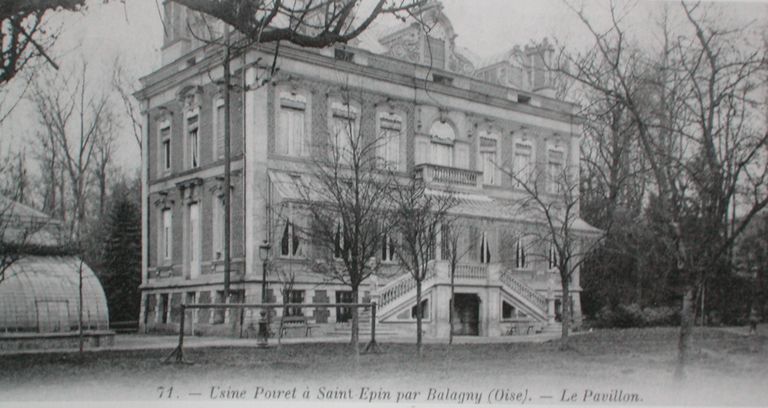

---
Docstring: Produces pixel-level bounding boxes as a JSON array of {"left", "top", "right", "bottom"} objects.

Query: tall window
[
  {"left": 277, "top": 93, "right": 308, "bottom": 156},
  {"left": 377, "top": 113, "right": 402, "bottom": 169},
  {"left": 334, "top": 220, "right": 345, "bottom": 259},
  {"left": 548, "top": 147, "right": 565, "bottom": 194},
  {"left": 439, "top": 223, "right": 451, "bottom": 261},
  {"left": 187, "top": 114, "right": 200, "bottom": 168},
  {"left": 159, "top": 121, "right": 171, "bottom": 174},
  {"left": 188, "top": 203, "right": 200, "bottom": 279},
  {"left": 429, "top": 121, "right": 455, "bottom": 167},
  {"left": 381, "top": 231, "right": 396, "bottom": 263},
  {"left": 280, "top": 217, "right": 302, "bottom": 258},
  {"left": 161, "top": 209, "right": 172, "bottom": 263},
  {"left": 212, "top": 196, "right": 225, "bottom": 260},
  {"left": 479, "top": 231, "right": 491, "bottom": 264},
  {"left": 479, "top": 135, "right": 499, "bottom": 185},
  {"left": 513, "top": 141, "right": 533, "bottom": 188},
  {"left": 329, "top": 102, "right": 358, "bottom": 160},
  {"left": 548, "top": 243, "right": 559, "bottom": 270},
  {"left": 213, "top": 98, "right": 225, "bottom": 160},
  {"left": 159, "top": 293, "right": 169, "bottom": 324},
  {"left": 514, "top": 237, "right": 527, "bottom": 269}
]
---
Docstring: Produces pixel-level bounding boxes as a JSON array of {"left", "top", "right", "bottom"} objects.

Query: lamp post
[{"left": 258, "top": 240, "right": 271, "bottom": 347}]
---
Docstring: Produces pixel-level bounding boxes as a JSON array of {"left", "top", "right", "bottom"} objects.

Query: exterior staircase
[{"left": 375, "top": 262, "right": 552, "bottom": 324}]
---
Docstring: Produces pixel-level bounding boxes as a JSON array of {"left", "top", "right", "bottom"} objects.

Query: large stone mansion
[{"left": 136, "top": 1, "right": 599, "bottom": 337}]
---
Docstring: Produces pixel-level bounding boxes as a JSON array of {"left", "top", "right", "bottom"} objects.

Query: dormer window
[
  {"left": 426, "top": 35, "right": 446, "bottom": 69},
  {"left": 432, "top": 74, "right": 453, "bottom": 86},
  {"left": 334, "top": 49, "right": 355, "bottom": 62}
]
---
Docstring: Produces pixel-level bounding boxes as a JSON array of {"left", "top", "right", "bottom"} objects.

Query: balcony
[{"left": 414, "top": 163, "right": 483, "bottom": 189}]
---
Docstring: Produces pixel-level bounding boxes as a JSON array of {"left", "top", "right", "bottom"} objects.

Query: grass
[{"left": 1, "top": 327, "right": 767, "bottom": 404}]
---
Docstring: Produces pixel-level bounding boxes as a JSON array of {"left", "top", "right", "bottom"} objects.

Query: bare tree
[
  {"left": 170, "top": 0, "right": 427, "bottom": 48},
  {"left": 0, "top": 196, "right": 54, "bottom": 284},
  {"left": 501, "top": 163, "right": 603, "bottom": 348},
  {"left": 30, "top": 61, "right": 114, "bottom": 242},
  {"left": 554, "top": 0, "right": 768, "bottom": 375},
  {"left": 0, "top": 0, "right": 85, "bottom": 86},
  {"left": 390, "top": 175, "right": 456, "bottom": 356},
  {"left": 441, "top": 219, "right": 469, "bottom": 345},
  {"left": 293, "top": 92, "right": 394, "bottom": 356}
]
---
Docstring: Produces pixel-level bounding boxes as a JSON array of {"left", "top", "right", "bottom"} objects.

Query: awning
[{"left": 268, "top": 170, "right": 603, "bottom": 236}]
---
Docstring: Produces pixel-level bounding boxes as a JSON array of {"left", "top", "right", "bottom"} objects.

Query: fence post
[
  {"left": 176, "top": 304, "right": 185, "bottom": 363},
  {"left": 364, "top": 302, "right": 380, "bottom": 354}
]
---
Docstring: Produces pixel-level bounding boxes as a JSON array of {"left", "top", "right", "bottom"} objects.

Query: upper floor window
[
  {"left": 381, "top": 230, "right": 396, "bottom": 263},
  {"left": 548, "top": 242, "right": 559, "bottom": 270},
  {"left": 334, "top": 219, "right": 345, "bottom": 260},
  {"left": 276, "top": 92, "right": 309, "bottom": 157},
  {"left": 377, "top": 112, "right": 403, "bottom": 170},
  {"left": 186, "top": 113, "right": 200, "bottom": 168},
  {"left": 479, "top": 131, "right": 500, "bottom": 185},
  {"left": 161, "top": 208, "right": 173, "bottom": 263},
  {"left": 187, "top": 202, "right": 201, "bottom": 279},
  {"left": 329, "top": 102, "right": 359, "bottom": 160},
  {"left": 514, "top": 237, "right": 528, "bottom": 269},
  {"left": 158, "top": 118, "right": 171, "bottom": 174},
  {"left": 212, "top": 195, "right": 225, "bottom": 261},
  {"left": 548, "top": 145, "right": 565, "bottom": 194},
  {"left": 213, "top": 97, "right": 225, "bottom": 160},
  {"left": 429, "top": 121, "right": 455, "bottom": 167},
  {"left": 513, "top": 138, "right": 534, "bottom": 189}
]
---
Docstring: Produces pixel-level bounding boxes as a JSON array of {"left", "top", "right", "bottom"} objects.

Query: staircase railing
[
  {"left": 455, "top": 263, "right": 488, "bottom": 280},
  {"left": 379, "top": 265, "right": 437, "bottom": 309},
  {"left": 499, "top": 271, "right": 548, "bottom": 312}
]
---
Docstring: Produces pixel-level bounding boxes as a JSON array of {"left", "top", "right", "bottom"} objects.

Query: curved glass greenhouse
[{"left": 0, "top": 256, "right": 109, "bottom": 333}]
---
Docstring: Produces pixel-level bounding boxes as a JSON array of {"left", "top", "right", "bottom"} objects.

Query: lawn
[{"left": 1, "top": 327, "right": 767, "bottom": 405}]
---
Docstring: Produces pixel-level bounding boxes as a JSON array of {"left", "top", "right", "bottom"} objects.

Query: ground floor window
[
  {"left": 159, "top": 293, "right": 169, "bottom": 324},
  {"left": 335, "top": 291, "right": 354, "bottom": 323},
  {"left": 554, "top": 296, "right": 574, "bottom": 322},
  {"left": 502, "top": 300, "right": 528, "bottom": 320},
  {"left": 212, "top": 291, "right": 226, "bottom": 324},
  {"left": 411, "top": 299, "right": 429, "bottom": 319},
  {"left": 284, "top": 290, "right": 305, "bottom": 317},
  {"left": 185, "top": 292, "right": 197, "bottom": 323}
]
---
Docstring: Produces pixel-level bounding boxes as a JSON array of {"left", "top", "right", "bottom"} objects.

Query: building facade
[{"left": 137, "top": 2, "right": 599, "bottom": 337}]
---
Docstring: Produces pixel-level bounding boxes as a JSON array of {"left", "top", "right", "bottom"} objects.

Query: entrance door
[{"left": 452, "top": 294, "right": 480, "bottom": 336}]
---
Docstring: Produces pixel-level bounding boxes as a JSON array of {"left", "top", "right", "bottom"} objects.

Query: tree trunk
[
  {"left": 416, "top": 279, "right": 423, "bottom": 357},
  {"left": 560, "top": 275, "right": 570, "bottom": 350},
  {"left": 675, "top": 286, "right": 695, "bottom": 379},
  {"left": 449, "top": 263, "right": 455, "bottom": 346},
  {"left": 351, "top": 286, "right": 359, "bottom": 356}
]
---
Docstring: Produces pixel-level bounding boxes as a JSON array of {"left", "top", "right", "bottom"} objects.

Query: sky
[{"left": 0, "top": 0, "right": 765, "bottom": 173}]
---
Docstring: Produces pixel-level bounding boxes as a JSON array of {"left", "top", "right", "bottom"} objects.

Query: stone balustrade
[{"left": 414, "top": 164, "right": 482, "bottom": 188}]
